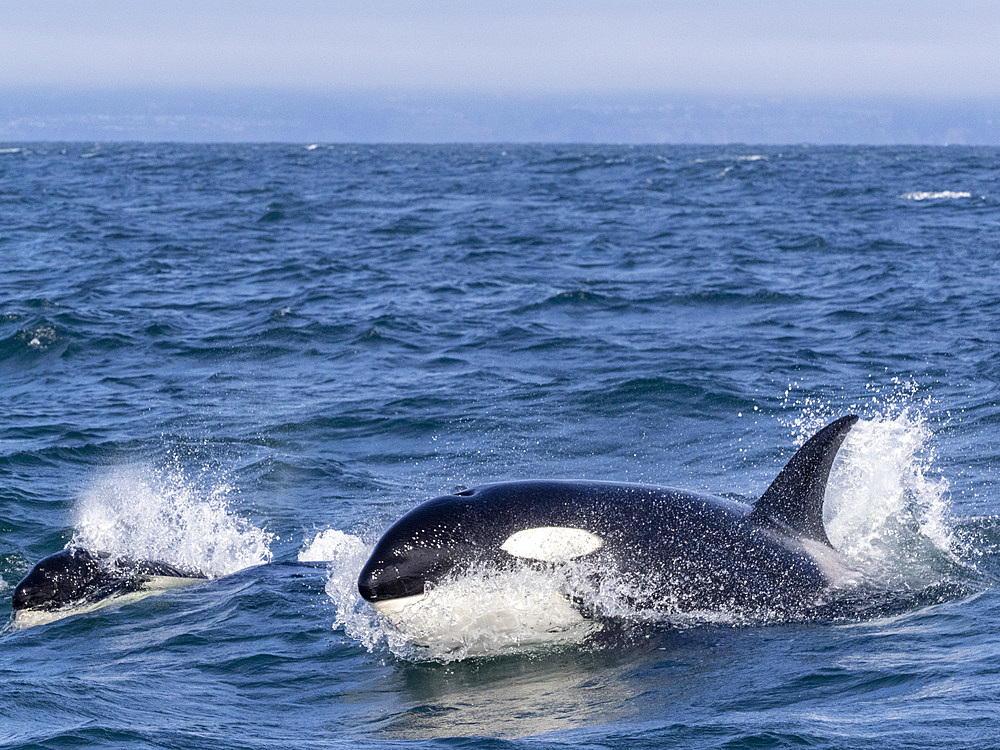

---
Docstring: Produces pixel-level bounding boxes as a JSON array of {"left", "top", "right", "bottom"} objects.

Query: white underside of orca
[
  {"left": 8, "top": 575, "right": 202, "bottom": 630},
  {"left": 372, "top": 592, "right": 427, "bottom": 616},
  {"left": 372, "top": 577, "right": 594, "bottom": 654}
]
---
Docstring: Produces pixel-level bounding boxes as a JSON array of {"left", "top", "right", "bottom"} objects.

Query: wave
[
  {"left": 0, "top": 323, "right": 63, "bottom": 360},
  {"left": 513, "top": 290, "right": 625, "bottom": 314}
]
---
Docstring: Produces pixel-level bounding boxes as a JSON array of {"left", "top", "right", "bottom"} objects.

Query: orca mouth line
[
  {"left": 358, "top": 570, "right": 428, "bottom": 602},
  {"left": 372, "top": 593, "right": 427, "bottom": 616}
]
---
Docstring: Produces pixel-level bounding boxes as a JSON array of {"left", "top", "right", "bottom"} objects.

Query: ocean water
[{"left": 1, "top": 142, "right": 999, "bottom": 748}]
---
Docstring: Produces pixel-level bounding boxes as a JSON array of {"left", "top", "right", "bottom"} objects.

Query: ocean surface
[{"left": 1, "top": 143, "right": 999, "bottom": 748}]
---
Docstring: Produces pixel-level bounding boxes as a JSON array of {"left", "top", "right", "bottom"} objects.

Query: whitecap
[
  {"left": 18, "top": 325, "right": 57, "bottom": 350},
  {"left": 901, "top": 191, "right": 972, "bottom": 201}
]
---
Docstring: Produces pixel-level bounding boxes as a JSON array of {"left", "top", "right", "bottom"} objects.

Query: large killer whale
[
  {"left": 358, "top": 415, "right": 859, "bottom": 622},
  {"left": 10, "top": 547, "right": 206, "bottom": 628}
]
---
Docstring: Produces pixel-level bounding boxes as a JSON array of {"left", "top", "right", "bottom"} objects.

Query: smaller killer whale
[
  {"left": 10, "top": 547, "right": 206, "bottom": 628},
  {"left": 358, "top": 415, "right": 860, "bottom": 627}
]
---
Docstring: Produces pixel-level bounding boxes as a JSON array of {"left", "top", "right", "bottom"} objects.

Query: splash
[
  {"left": 299, "top": 528, "right": 364, "bottom": 563},
  {"left": 71, "top": 462, "right": 272, "bottom": 577},
  {"left": 782, "top": 383, "right": 957, "bottom": 587},
  {"left": 300, "top": 528, "right": 392, "bottom": 652},
  {"left": 825, "top": 413, "right": 954, "bottom": 584}
]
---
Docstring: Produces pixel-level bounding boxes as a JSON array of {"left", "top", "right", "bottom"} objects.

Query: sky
[{"left": 3, "top": 1, "right": 999, "bottom": 143}]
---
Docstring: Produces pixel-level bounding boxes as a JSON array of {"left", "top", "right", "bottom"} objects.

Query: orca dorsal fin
[{"left": 748, "top": 414, "right": 858, "bottom": 547}]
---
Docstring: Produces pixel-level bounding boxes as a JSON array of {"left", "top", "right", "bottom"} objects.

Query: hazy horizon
[
  {"left": 3, "top": 88, "right": 998, "bottom": 145},
  {"left": 3, "top": 1, "right": 999, "bottom": 143}
]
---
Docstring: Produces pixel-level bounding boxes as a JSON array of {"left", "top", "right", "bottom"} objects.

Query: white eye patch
[{"left": 500, "top": 527, "right": 604, "bottom": 562}]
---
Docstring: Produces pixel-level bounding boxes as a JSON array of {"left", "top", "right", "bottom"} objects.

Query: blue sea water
[{"left": 1, "top": 142, "right": 999, "bottom": 748}]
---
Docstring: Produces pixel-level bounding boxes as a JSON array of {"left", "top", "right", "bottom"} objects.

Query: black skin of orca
[
  {"left": 11, "top": 548, "right": 206, "bottom": 613},
  {"left": 358, "top": 415, "right": 859, "bottom": 613}
]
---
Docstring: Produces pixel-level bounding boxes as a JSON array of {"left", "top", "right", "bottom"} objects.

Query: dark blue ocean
[{"left": 2, "top": 143, "right": 999, "bottom": 748}]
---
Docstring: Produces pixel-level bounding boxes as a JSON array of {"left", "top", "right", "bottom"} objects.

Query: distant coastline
[{"left": 2, "top": 88, "right": 998, "bottom": 145}]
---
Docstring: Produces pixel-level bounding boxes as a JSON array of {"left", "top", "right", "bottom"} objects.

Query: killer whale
[
  {"left": 10, "top": 547, "right": 206, "bottom": 628},
  {"left": 358, "top": 415, "right": 859, "bottom": 622}
]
